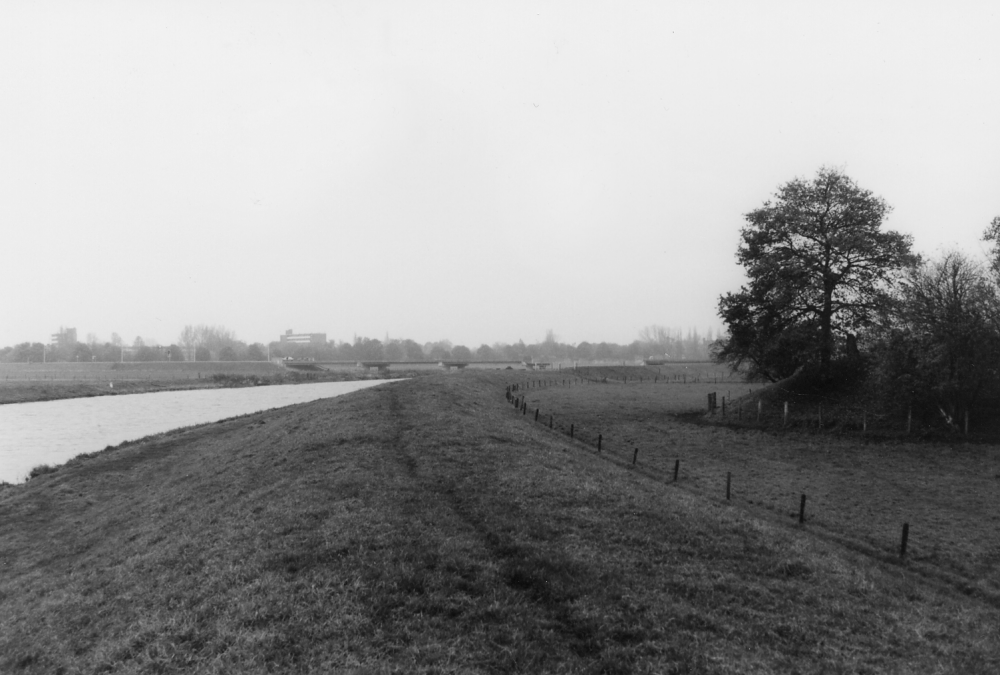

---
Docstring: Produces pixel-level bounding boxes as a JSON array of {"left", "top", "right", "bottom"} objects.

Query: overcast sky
[{"left": 2, "top": 2, "right": 998, "bottom": 349}]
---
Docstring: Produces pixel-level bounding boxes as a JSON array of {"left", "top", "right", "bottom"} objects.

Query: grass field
[
  {"left": 1, "top": 371, "right": 998, "bottom": 673},
  {"left": 518, "top": 373, "right": 1000, "bottom": 599}
]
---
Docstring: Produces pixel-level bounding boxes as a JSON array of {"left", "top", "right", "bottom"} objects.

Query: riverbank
[
  {"left": 2, "top": 372, "right": 997, "bottom": 673},
  {"left": 0, "top": 368, "right": 405, "bottom": 405}
]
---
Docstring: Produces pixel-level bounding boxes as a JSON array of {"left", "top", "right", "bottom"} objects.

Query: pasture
[
  {"left": 1, "top": 370, "right": 998, "bottom": 672},
  {"left": 517, "top": 370, "right": 1000, "bottom": 598}
]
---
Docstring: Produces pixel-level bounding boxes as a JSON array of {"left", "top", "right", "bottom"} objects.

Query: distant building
[
  {"left": 50, "top": 327, "right": 77, "bottom": 348},
  {"left": 279, "top": 329, "right": 327, "bottom": 346}
]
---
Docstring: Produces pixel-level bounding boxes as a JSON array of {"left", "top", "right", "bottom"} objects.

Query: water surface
[{"left": 0, "top": 380, "right": 397, "bottom": 483}]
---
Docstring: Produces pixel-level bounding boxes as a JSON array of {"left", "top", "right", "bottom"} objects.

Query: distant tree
[
  {"left": 383, "top": 341, "right": 403, "bottom": 360},
  {"left": 625, "top": 340, "right": 643, "bottom": 361},
  {"left": 424, "top": 340, "right": 452, "bottom": 359},
  {"left": 195, "top": 346, "right": 212, "bottom": 361},
  {"left": 135, "top": 345, "right": 159, "bottom": 362},
  {"left": 355, "top": 337, "right": 384, "bottom": 361},
  {"left": 451, "top": 345, "right": 472, "bottom": 360},
  {"left": 716, "top": 167, "right": 914, "bottom": 380},
  {"left": 571, "top": 342, "right": 591, "bottom": 361},
  {"left": 9, "top": 342, "right": 43, "bottom": 363},
  {"left": 164, "top": 344, "right": 185, "bottom": 361},
  {"left": 218, "top": 345, "right": 238, "bottom": 361},
  {"left": 401, "top": 339, "right": 425, "bottom": 360},
  {"left": 246, "top": 343, "right": 266, "bottom": 361},
  {"left": 594, "top": 342, "right": 613, "bottom": 360},
  {"left": 71, "top": 343, "right": 94, "bottom": 362},
  {"left": 475, "top": 344, "right": 495, "bottom": 360},
  {"left": 638, "top": 325, "right": 671, "bottom": 356},
  {"left": 428, "top": 344, "right": 451, "bottom": 360},
  {"left": 91, "top": 342, "right": 120, "bottom": 362},
  {"left": 179, "top": 324, "right": 239, "bottom": 362}
]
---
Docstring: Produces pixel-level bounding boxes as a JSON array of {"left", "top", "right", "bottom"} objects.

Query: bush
[{"left": 28, "top": 464, "right": 57, "bottom": 479}]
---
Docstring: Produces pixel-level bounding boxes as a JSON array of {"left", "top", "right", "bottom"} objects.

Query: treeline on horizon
[{"left": 0, "top": 325, "right": 720, "bottom": 365}]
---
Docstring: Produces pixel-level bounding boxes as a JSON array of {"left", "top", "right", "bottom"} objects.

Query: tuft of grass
[{"left": 27, "top": 464, "right": 57, "bottom": 479}]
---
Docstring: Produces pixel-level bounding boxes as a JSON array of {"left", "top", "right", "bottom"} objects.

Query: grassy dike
[{"left": 1, "top": 373, "right": 997, "bottom": 673}]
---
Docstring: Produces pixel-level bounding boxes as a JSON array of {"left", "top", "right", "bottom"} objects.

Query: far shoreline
[{"left": 0, "top": 370, "right": 400, "bottom": 406}]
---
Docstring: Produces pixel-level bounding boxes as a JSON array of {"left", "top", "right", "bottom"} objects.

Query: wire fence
[{"left": 502, "top": 375, "right": 1000, "bottom": 596}]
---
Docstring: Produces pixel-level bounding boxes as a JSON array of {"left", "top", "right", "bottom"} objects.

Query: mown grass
[{"left": 1, "top": 372, "right": 998, "bottom": 673}]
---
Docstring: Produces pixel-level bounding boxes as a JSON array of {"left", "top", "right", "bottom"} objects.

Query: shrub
[{"left": 28, "top": 464, "right": 57, "bottom": 479}]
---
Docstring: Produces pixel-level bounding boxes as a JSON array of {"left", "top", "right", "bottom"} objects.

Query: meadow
[
  {"left": 520, "top": 369, "right": 1000, "bottom": 598},
  {"left": 1, "top": 370, "right": 997, "bottom": 673}
]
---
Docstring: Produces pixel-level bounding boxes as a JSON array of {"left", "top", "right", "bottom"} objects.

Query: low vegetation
[{"left": 1, "top": 370, "right": 997, "bottom": 672}]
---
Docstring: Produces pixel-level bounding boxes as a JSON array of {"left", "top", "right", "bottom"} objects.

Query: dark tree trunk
[{"left": 820, "top": 283, "right": 834, "bottom": 378}]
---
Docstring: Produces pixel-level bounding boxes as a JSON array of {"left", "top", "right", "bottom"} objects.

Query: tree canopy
[{"left": 716, "top": 167, "right": 915, "bottom": 380}]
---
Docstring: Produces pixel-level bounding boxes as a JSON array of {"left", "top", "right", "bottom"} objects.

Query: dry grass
[{"left": 1, "top": 371, "right": 998, "bottom": 673}]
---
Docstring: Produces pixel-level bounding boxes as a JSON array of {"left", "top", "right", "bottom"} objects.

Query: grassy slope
[
  {"left": 1, "top": 373, "right": 998, "bottom": 673},
  {"left": 524, "top": 377, "right": 1000, "bottom": 594}
]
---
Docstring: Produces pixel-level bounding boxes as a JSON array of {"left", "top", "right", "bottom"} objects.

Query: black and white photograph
[{"left": 2, "top": 2, "right": 999, "bottom": 672}]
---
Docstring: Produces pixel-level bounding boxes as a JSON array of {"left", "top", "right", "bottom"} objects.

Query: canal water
[{"left": 0, "top": 380, "right": 398, "bottom": 483}]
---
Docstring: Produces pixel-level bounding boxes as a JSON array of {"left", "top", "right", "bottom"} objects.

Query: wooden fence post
[
  {"left": 900, "top": 523, "right": 909, "bottom": 558},
  {"left": 799, "top": 494, "right": 806, "bottom": 524},
  {"left": 674, "top": 459, "right": 679, "bottom": 482},
  {"left": 726, "top": 472, "right": 731, "bottom": 500},
  {"left": 633, "top": 448, "right": 638, "bottom": 465}
]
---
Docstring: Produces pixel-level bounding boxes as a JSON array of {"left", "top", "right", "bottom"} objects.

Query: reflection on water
[{"left": 0, "top": 380, "right": 396, "bottom": 483}]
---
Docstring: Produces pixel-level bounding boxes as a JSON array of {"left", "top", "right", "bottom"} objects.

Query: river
[{"left": 0, "top": 380, "right": 397, "bottom": 483}]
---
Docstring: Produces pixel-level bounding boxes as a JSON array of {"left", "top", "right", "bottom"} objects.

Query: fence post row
[{"left": 500, "top": 383, "right": 914, "bottom": 560}]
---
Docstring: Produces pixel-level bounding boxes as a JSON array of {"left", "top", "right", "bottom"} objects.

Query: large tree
[{"left": 716, "top": 167, "right": 915, "bottom": 380}]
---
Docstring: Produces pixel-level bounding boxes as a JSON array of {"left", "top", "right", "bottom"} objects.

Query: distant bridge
[{"left": 280, "top": 359, "right": 537, "bottom": 372}]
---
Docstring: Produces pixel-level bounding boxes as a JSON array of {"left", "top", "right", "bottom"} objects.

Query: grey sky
[{"left": 2, "top": 2, "right": 997, "bottom": 348}]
